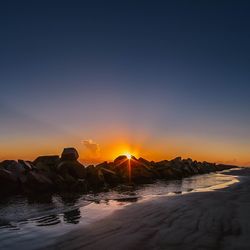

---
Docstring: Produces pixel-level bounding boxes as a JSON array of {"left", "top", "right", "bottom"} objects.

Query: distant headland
[{"left": 0, "top": 147, "right": 238, "bottom": 197}]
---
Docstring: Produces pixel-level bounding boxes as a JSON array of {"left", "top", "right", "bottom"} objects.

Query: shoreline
[
  {"left": 0, "top": 148, "right": 238, "bottom": 198},
  {"left": 45, "top": 168, "right": 250, "bottom": 250}
]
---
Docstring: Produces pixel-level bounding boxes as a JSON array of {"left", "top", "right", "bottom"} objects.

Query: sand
[{"left": 46, "top": 168, "right": 250, "bottom": 250}]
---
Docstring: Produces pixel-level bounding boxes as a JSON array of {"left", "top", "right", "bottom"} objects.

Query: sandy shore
[{"left": 46, "top": 168, "right": 250, "bottom": 250}]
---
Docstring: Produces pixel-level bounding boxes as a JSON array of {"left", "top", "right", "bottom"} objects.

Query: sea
[{"left": 0, "top": 169, "right": 239, "bottom": 250}]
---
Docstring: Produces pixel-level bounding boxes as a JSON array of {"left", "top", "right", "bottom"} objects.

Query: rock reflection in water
[
  {"left": 111, "top": 197, "right": 139, "bottom": 202},
  {"left": 63, "top": 209, "right": 81, "bottom": 224},
  {"left": 35, "top": 214, "right": 61, "bottom": 227},
  {"left": 60, "top": 193, "right": 81, "bottom": 205},
  {"left": 27, "top": 193, "right": 53, "bottom": 204}
]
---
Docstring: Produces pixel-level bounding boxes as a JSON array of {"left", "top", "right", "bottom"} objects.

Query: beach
[
  {"left": 2, "top": 1, "right": 250, "bottom": 249},
  {"left": 45, "top": 168, "right": 250, "bottom": 250}
]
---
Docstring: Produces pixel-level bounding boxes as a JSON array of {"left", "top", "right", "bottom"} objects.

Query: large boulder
[
  {"left": 53, "top": 173, "right": 87, "bottom": 192},
  {"left": 201, "top": 161, "right": 216, "bottom": 173},
  {"left": 18, "top": 160, "right": 33, "bottom": 171},
  {"left": 0, "top": 168, "right": 18, "bottom": 182},
  {"left": 86, "top": 165, "right": 105, "bottom": 189},
  {"left": 61, "top": 148, "right": 79, "bottom": 161},
  {"left": 0, "top": 160, "right": 19, "bottom": 170},
  {"left": 154, "top": 161, "right": 178, "bottom": 179},
  {"left": 57, "top": 160, "right": 86, "bottom": 179},
  {"left": 114, "top": 155, "right": 127, "bottom": 165},
  {"left": 33, "top": 155, "right": 60, "bottom": 172},
  {"left": 138, "top": 157, "right": 151, "bottom": 166},
  {"left": 24, "top": 171, "right": 54, "bottom": 192},
  {"left": 130, "top": 161, "right": 155, "bottom": 183},
  {"left": 216, "top": 164, "right": 237, "bottom": 171},
  {"left": 170, "top": 157, "right": 183, "bottom": 168},
  {"left": 181, "top": 158, "right": 197, "bottom": 175},
  {"left": 0, "top": 160, "right": 27, "bottom": 178},
  {"left": 96, "top": 162, "right": 119, "bottom": 185},
  {"left": 33, "top": 156, "right": 60, "bottom": 184},
  {"left": 113, "top": 156, "right": 129, "bottom": 180},
  {"left": 0, "top": 168, "right": 19, "bottom": 195},
  {"left": 113, "top": 155, "right": 155, "bottom": 184}
]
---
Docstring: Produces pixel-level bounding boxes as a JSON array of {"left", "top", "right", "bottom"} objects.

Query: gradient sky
[{"left": 1, "top": 0, "right": 250, "bottom": 165}]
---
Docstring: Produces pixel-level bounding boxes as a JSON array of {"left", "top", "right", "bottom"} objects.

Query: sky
[{"left": 0, "top": 0, "right": 250, "bottom": 165}]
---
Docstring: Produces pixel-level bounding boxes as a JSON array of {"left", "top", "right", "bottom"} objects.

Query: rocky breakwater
[{"left": 0, "top": 148, "right": 238, "bottom": 197}]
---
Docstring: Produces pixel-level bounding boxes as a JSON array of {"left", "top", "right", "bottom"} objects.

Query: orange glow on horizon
[
  {"left": 0, "top": 135, "right": 249, "bottom": 166},
  {"left": 123, "top": 152, "right": 132, "bottom": 159}
]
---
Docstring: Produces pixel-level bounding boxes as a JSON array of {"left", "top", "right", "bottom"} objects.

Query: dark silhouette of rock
[
  {"left": 33, "top": 155, "right": 60, "bottom": 171},
  {"left": 138, "top": 157, "right": 151, "bottom": 165},
  {"left": 18, "top": 160, "right": 33, "bottom": 171},
  {"left": 0, "top": 147, "right": 238, "bottom": 197},
  {"left": 0, "top": 168, "right": 19, "bottom": 195},
  {"left": 0, "top": 168, "right": 17, "bottom": 182},
  {"left": 55, "top": 148, "right": 87, "bottom": 191},
  {"left": 25, "top": 171, "right": 54, "bottom": 192},
  {"left": 0, "top": 160, "right": 26, "bottom": 178},
  {"left": 57, "top": 160, "right": 86, "bottom": 179},
  {"left": 113, "top": 156, "right": 156, "bottom": 183},
  {"left": 130, "top": 162, "right": 155, "bottom": 183},
  {"left": 0, "top": 160, "right": 18, "bottom": 169},
  {"left": 61, "top": 148, "right": 79, "bottom": 161},
  {"left": 63, "top": 208, "right": 81, "bottom": 224},
  {"left": 95, "top": 162, "right": 121, "bottom": 185},
  {"left": 86, "top": 165, "right": 105, "bottom": 189},
  {"left": 114, "top": 155, "right": 127, "bottom": 165},
  {"left": 216, "top": 164, "right": 238, "bottom": 171}
]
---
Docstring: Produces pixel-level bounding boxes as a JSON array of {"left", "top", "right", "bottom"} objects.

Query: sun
[{"left": 124, "top": 152, "right": 132, "bottom": 159}]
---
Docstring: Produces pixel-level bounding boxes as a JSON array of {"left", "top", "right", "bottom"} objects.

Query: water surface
[{"left": 0, "top": 170, "right": 239, "bottom": 250}]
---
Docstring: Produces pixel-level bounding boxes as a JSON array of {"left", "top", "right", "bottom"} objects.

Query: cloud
[{"left": 81, "top": 139, "right": 100, "bottom": 155}]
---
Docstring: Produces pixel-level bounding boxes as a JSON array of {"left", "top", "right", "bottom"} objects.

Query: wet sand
[{"left": 46, "top": 168, "right": 250, "bottom": 250}]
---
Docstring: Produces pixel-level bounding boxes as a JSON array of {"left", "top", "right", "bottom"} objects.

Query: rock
[
  {"left": 195, "top": 162, "right": 205, "bottom": 174},
  {"left": 138, "top": 157, "right": 151, "bottom": 165},
  {"left": 170, "top": 157, "right": 183, "bottom": 167},
  {"left": 52, "top": 174, "right": 67, "bottom": 190},
  {"left": 159, "top": 164, "right": 180, "bottom": 179},
  {"left": 0, "top": 168, "right": 19, "bottom": 195},
  {"left": 113, "top": 157, "right": 129, "bottom": 180},
  {"left": 61, "top": 148, "right": 79, "bottom": 161},
  {"left": 0, "top": 160, "right": 16, "bottom": 169},
  {"left": 181, "top": 159, "right": 196, "bottom": 175},
  {"left": 172, "top": 156, "right": 182, "bottom": 162},
  {"left": 25, "top": 171, "right": 54, "bottom": 192},
  {"left": 18, "top": 160, "right": 33, "bottom": 171},
  {"left": 0, "top": 160, "right": 31, "bottom": 191},
  {"left": 33, "top": 155, "right": 60, "bottom": 180},
  {"left": 86, "top": 165, "right": 105, "bottom": 189},
  {"left": 33, "top": 156, "right": 60, "bottom": 184},
  {"left": 130, "top": 161, "right": 155, "bottom": 183},
  {"left": 96, "top": 161, "right": 120, "bottom": 185},
  {"left": 0, "top": 160, "right": 26, "bottom": 178},
  {"left": 71, "top": 179, "right": 88, "bottom": 192},
  {"left": 216, "top": 164, "right": 236, "bottom": 171},
  {"left": 155, "top": 161, "right": 178, "bottom": 179},
  {"left": 0, "top": 150, "right": 238, "bottom": 196},
  {"left": 100, "top": 167, "right": 121, "bottom": 186},
  {"left": 57, "top": 160, "right": 86, "bottom": 179},
  {"left": 113, "top": 156, "right": 155, "bottom": 184},
  {"left": 33, "top": 155, "right": 60, "bottom": 171},
  {"left": 201, "top": 161, "right": 216, "bottom": 173},
  {"left": 168, "top": 157, "right": 194, "bottom": 178},
  {"left": 96, "top": 161, "right": 109, "bottom": 169},
  {"left": 114, "top": 155, "right": 127, "bottom": 165},
  {"left": 0, "top": 168, "right": 18, "bottom": 182}
]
